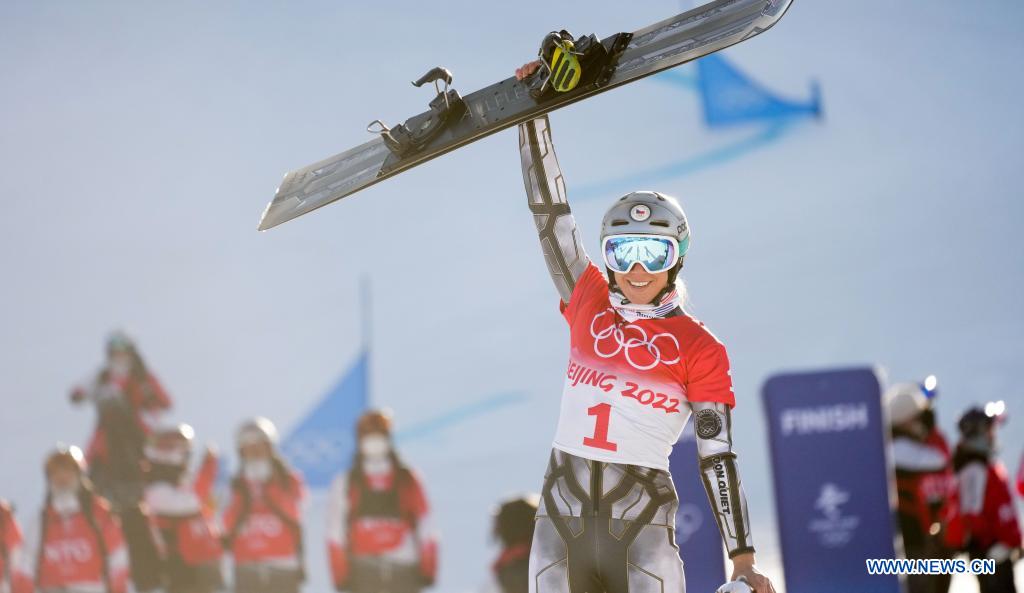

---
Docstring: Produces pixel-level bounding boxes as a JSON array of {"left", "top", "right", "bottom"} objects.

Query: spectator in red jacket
[
  {"left": 142, "top": 423, "right": 223, "bottom": 593},
  {"left": 326, "top": 410, "right": 437, "bottom": 593},
  {"left": 70, "top": 331, "right": 173, "bottom": 509},
  {"left": 1017, "top": 451, "right": 1023, "bottom": 498},
  {"left": 222, "top": 417, "right": 306, "bottom": 593},
  {"left": 26, "top": 445, "right": 129, "bottom": 593},
  {"left": 0, "top": 499, "right": 32, "bottom": 593},
  {"left": 954, "top": 402, "right": 1021, "bottom": 593},
  {"left": 886, "top": 379, "right": 961, "bottom": 593}
]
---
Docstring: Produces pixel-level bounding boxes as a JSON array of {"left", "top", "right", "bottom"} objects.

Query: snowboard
[{"left": 258, "top": 0, "right": 794, "bottom": 230}]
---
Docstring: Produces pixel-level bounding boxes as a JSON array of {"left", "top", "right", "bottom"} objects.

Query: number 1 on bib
[{"left": 583, "top": 403, "right": 618, "bottom": 452}]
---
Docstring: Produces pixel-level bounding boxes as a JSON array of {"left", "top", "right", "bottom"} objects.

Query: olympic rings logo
[{"left": 589, "top": 309, "right": 680, "bottom": 370}]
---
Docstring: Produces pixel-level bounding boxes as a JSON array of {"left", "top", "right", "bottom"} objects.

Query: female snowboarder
[{"left": 514, "top": 59, "right": 775, "bottom": 593}]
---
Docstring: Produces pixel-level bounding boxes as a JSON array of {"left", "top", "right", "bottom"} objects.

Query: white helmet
[
  {"left": 236, "top": 417, "right": 279, "bottom": 448},
  {"left": 885, "top": 382, "right": 929, "bottom": 426},
  {"left": 45, "top": 443, "right": 87, "bottom": 476},
  {"left": 145, "top": 421, "right": 195, "bottom": 467},
  {"left": 600, "top": 191, "right": 691, "bottom": 288},
  {"left": 600, "top": 191, "right": 690, "bottom": 257}
]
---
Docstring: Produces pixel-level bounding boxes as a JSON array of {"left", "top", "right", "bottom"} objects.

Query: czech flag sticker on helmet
[{"left": 629, "top": 204, "right": 651, "bottom": 222}]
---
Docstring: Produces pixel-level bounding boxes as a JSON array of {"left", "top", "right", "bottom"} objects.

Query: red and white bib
[{"left": 554, "top": 265, "right": 735, "bottom": 470}]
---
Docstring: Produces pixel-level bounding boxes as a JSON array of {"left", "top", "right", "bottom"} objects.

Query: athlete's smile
[{"left": 614, "top": 264, "right": 668, "bottom": 304}]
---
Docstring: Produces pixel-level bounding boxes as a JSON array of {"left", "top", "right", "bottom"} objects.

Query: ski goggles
[{"left": 602, "top": 234, "right": 680, "bottom": 274}]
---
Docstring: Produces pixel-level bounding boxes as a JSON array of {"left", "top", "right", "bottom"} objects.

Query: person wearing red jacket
[
  {"left": 326, "top": 410, "right": 437, "bottom": 593},
  {"left": 886, "top": 380, "right": 961, "bottom": 593},
  {"left": 26, "top": 445, "right": 129, "bottom": 593},
  {"left": 142, "top": 423, "right": 223, "bottom": 593},
  {"left": 70, "top": 331, "right": 173, "bottom": 509},
  {"left": 1, "top": 499, "right": 32, "bottom": 593},
  {"left": 222, "top": 417, "right": 306, "bottom": 593},
  {"left": 1017, "top": 451, "right": 1023, "bottom": 498},
  {"left": 954, "top": 403, "right": 1021, "bottom": 593}
]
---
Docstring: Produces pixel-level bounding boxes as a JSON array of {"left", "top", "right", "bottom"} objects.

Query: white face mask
[
  {"left": 244, "top": 458, "right": 273, "bottom": 483},
  {"left": 360, "top": 435, "right": 390, "bottom": 459},
  {"left": 108, "top": 356, "right": 132, "bottom": 378},
  {"left": 51, "top": 488, "right": 80, "bottom": 515},
  {"left": 965, "top": 434, "right": 996, "bottom": 455},
  {"left": 145, "top": 445, "right": 188, "bottom": 467}
]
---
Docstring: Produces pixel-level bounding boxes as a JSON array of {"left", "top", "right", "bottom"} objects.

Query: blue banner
[
  {"left": 669, "top": 423, "right": 726, "bottom": 592},
  {"left": 697, "top": 54, "right": 821, "bottom": 127},
  {"left": 281, "top": 350, "right": 369, "bottom": 489},
  {"left": 762, "top": 367, "right": 902, "bottom": 593}
]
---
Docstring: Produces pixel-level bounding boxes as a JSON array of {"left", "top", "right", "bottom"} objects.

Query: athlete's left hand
[{"left": 730, "top": 553, "right": 776, "bottom": 593}]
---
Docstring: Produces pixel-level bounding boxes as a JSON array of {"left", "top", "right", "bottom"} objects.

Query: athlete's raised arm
[
  {"left": 515, "top": 61, "right": 591, "bottom": 303},
  {"left": 517, "top": 115, "right": 591, "bottom": 303}
]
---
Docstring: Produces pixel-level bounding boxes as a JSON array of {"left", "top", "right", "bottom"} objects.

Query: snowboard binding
[
  {"left": 367, "top": 66, "right": 465, "bottom": 159},
  {"left": 366, "top": 30, "right": 630, "bottom": 162},
  {"left": 524, "top": 29, "right": 633, "bottom": 101}
]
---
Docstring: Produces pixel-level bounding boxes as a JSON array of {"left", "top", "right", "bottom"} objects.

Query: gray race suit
[{"left": 518, "top": 116, "right": 755, "bottom": 593}]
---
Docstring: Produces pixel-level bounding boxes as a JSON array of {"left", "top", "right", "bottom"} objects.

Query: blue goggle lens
[{"left": 602, "top": 235, "right": 678, "bottom": 274}]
